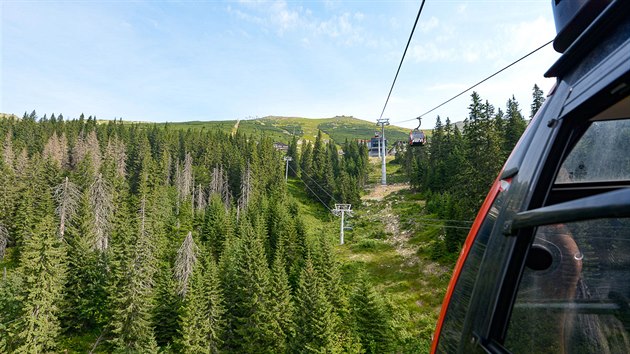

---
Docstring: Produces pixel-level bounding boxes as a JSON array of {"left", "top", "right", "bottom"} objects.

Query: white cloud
[
  {"left": 409, "top": 42, "right": 455, "bottom": 62},
  {"left": 419, "top": 16, "right": 439, "bottom": 33},
  {"left": 228, "top": 0, "right": 366, "bottom": 44}
]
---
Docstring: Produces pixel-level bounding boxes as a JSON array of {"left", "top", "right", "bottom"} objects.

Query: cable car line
[
  {"left": 290, "top": 164, "right": 339, "bottom": 204},
  {"left": 288, "top": 164, "right": 334, "bottom": 212},
  {"left": 418, "top": 223, "right": 472, "bottom": 230},
  {"left": 379, "top": 0, "right": 427, "bottom": 121},
  {"left": 392, "top": 38, "right": 554, "bottom": 125},
  {"left": 406, "top": 217, "right": 473, "bottom": 224}
]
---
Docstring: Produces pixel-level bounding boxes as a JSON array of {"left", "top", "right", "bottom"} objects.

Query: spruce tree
[
  {"left": 267, "top": 240, "right": 295, "bottom": 352},
  {"left": 221, "top": 218, "right": 276, "bottom": 352},
  {"left": 178, "top": 252, "right": 225, "bottom": 353},
  {"left": 15, "top": 215, "right": 66, "bottom": 353},
  {"left": 531, "top": 84, "right": 545, "bottom": 118},
  {"left": 107, "top": 196, "right": 158, "bottom": 353},
  {"left": 293, "top": 257, "right": 340, "bottom": 353},
  {"left": 177, "top": 254, "right": 212, "bottom": 353},
  {"left": 350, "top": 275, "right": 393, "bottom": 353},
  {"left": 503, "top": 96, "right": 527, "bottom": 157},
  {"left": 62, "top": 192, "right": 108, "bottom": 332},
  {"left": 287, "top": 136, "right": 300, "bottom": 177}
]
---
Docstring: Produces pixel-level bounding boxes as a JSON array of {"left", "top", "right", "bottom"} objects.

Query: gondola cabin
[
  {"left": 409, "top": 129, "right": 426, "bottom": 146},
  {"left": 431, "top": 0, "right": 630, "bottom": 352}
]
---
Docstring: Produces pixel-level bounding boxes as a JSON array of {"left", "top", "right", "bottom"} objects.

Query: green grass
[
  {"left": 329, "top": 184, "right": 452, "bottom": 352},
  {"left": 129, "top": 115, "right": 413, "bottom": 146}
]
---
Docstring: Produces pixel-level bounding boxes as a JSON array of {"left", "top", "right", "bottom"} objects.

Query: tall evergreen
[
  {"left": 531, "top": 84, "right": 545, "bottom": 118},
  {"left": 177, "top": 252, "right": 225, "bottom": 353},
  {"left": 107, "top": 196, "right": 158, "bottom": 353},
  {"left": 15, "top": 215, "right": 66, "bottom": 353},
  {"left": 350, "top": 275, "right": 393, "bottom": 353},
  {"left": 293, "top": 257, "right": 340, "bottom": 353},
  {"left": 267, "top": 240, "right": 295, "bottom": 352},
  {"left": 287, "top": 136, "right": 300, "bottom": 177},
  {"left": 503, "top": 95, "right": 527, "bottom": 157},
  {"left": 221, "top": 218, "right": 276, "bottom": 352},
  {"left": 62, "top": 192, "right": 108, "bottom": 333}
]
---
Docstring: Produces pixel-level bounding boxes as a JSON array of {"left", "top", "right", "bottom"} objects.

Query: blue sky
[{"left": 1, "top": 0, "right": 560, "bottom": 129}]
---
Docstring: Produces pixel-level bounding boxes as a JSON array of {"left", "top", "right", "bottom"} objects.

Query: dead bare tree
[
  {"left": 195, "top": 184, "right": 206, "bottom": 212},
  {"left": 237, "top": 163, "right": 252, "bottom": 220},
  {"left": 59, "top": 132, "right": 69, "bottom": 169},
  {"left": 0, "top": 224, "right": 8, "bottom": 260},
  {"left": 163, "top": 152, "right": 172, "bottom": 186},
  {"left": 43, "top": 131, "right": 60, "bottom": 165},
  {"left": 2, "top": 130, "right": 14, "bottom": 170},
  {"left": 72, "top": 130, "right": 102, "bottom": 171},
  {"left": 173, "top": 231, "right": 199, "bottom": 298},
  {"left": 105, "top": 136, "right": 127, "bottom": 178},
  {"left": 182, "top": 152, "right": 193, "bottom": 198},
  {"left": 14, "top": 148, "right": 29, "bottom": 177},
  {"left": 209, "top": 165, "right": 232, "bottom": 210},
  {"left": 90, "top": 174, "right": 113, "bottom": 251},
  {"left": 53, "top": 177, "right": 81, "bottom": 239}
]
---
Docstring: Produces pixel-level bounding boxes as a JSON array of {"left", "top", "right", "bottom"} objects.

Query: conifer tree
[
  {"left": 293, "top": 257, "right": 340, "bottom": 353},
  {"left": 531, "top": 84, "right": 545, "bottom": 118},
  {"left": 152, "top": 264, "right": 181, "bottom": 348},
  {"left": 503, "top": 96, "right": 527, "bottom": 157},
  {"left": 202, "top": 194, "right": 232, "bottom": 259},
  {"left": 174, "top": 231, "right": 199, "bottom": 298},
  {"left": 15, "top": 215, "right": 66, "bottom": 353},
  {"left": 2, "top": 130, "right": 14, "bottom": 170},
  {"left": 287, "top": 135, "right": 300, "bottom": 177},
  {"left": 62, "top": 192, "right": 108, "bottom": 332},
  {"left": 177, "top": 258, "right": 212, "bottom": 353},
  {"left": 300, "top": 141, "right": 313, "bottom": 179},
  {"left": 350, "top": 275, "right": 393, "bottom": 353},
  {"left": 53, "top": 176, "right": 81, "bottom": 239},
  {"left": 107, "top": 196, "right": 158, "bottom": 353},
  {"left": 177, "top": 252, "right": 225, "bottom": 353},
  {"left": 221, "top": 218, "right": 276, "bottom": 352},
  {"left": 267, "top": 240, "right": 295, "bottom": 352}
]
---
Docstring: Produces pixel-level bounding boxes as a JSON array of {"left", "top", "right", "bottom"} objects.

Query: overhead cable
[
  {"left": 379, "top": 0, "right": 427, "bottom": 120},
  {"left": 393, "top": 39, "right": 554, "bottom": 124},
  {"left": 292, "top": 164, "right": 339, "bottom": 204},
  {"left": 406, "top": 217, "right": 473, "bottom": 224},
  {"left": 288, "top": 164, "right": 334, "bottom": 213}
]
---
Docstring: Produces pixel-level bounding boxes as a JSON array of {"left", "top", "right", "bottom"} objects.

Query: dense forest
[
  {"left": 395, "top": 85, "right": 545, "bottom": 261},
  {"left": 0, "top": 84, "right": 544, "bottom": 353},
  {"left": 0, "top": 114, "right": 402, "bottom": 353}
]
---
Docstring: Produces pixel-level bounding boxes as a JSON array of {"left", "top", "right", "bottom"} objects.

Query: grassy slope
[
  {"left": 140, "top": 116, "right": 425, "bottom": 145},
  {"left": 288, "top": 159, "right": 452, "bottom": 353}
]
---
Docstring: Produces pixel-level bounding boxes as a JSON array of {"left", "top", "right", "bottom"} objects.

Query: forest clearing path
[
  {"left": 362, "top": 183, "right": 417, "bottom": 265},
  {"left": 231, "top": 119, "right": 240, "bottom": 136},
  {"left": 362, "top": 183, "right": 409, "bottom": 201},
  {"left": 362, "top": 182, "right": 450, "bottom": 276}
]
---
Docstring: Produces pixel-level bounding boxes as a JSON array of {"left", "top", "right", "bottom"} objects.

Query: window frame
[{"left": 488, "top": 80, "right": 630, "bottom": 349}]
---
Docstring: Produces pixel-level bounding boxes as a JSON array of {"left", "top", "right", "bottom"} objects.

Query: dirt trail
[
  {"left": 362, "top": 183, "right": 449, "bottom": 275},
  {"left": 363, "top": 183, "right": 417, "bottom": 265},
  {"left": 231, "top": 119, "right": 240, "bottom": 136},
  {"left": 362, "top": 183, "right": 409, "bottom": 201}
]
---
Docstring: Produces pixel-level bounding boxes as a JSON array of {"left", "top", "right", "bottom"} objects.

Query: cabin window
[
  {"left": 504, "top": 218, "right": 630, "bottom": 353},
  {"left": 555, "top": 118, "right": 630, "bottom": 184}
]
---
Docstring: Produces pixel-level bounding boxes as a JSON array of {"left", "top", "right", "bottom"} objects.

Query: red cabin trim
[{"left": 430, "top": 174, "right": 503, "bottom": 353}]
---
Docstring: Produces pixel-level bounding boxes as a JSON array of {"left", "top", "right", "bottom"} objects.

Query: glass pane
[
  {"left": 556, "top": 119, "right": 630, "bottom": 183},
  {"left": 505, "top": 219, "right": 630, "bottom": 353}
]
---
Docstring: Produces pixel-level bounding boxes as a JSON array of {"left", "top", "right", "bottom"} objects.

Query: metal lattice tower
[
  {"left": 333, "top": 204, "right": 352, "bottom": 245},
  {"left": 283, "top": 156, "right": 293, "bottom": 182},
  {"left": 376, "top": 118, "right": 390, "bottom": 185}
]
